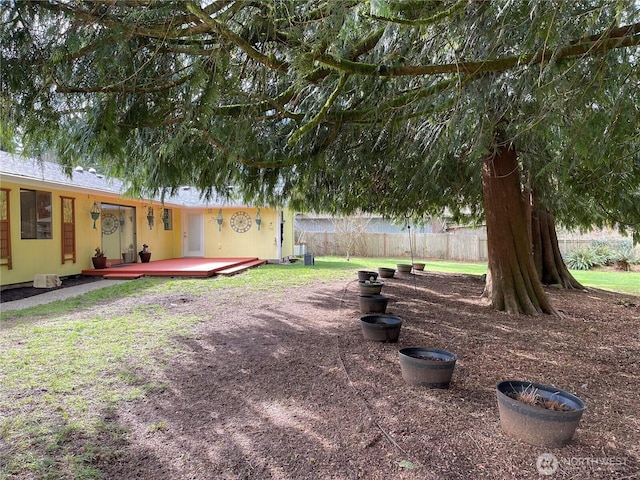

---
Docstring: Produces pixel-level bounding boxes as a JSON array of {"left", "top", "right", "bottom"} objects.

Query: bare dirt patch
[{"left": 49, "top": 271, "right": 640, "bottom": 478}]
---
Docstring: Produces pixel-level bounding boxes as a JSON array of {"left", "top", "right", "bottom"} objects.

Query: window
[
  {"left": 163, "top": 208, "right": 173, "bottom": 231},
  {"left": 61, "top": 196, "right": 76, "bottom": 263},
  {"left": 20, "top": 189, "right": 52, "bottom": 239},
  {"left": 0, "top": 188, "right": 12, "bottom": 269}
]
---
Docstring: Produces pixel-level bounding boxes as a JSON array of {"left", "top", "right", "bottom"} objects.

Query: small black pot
[
  {"left": 357, "top": 270, "right": 379, "bottom": 282},
  {"left": 139, "top": 252, "right": 151, "bottom": 263},
  {"left": 360, "top": 315, "right": 403, "bottom": 342},
  {"left": 496, "top": 380, "right": 586, "bottom": 447}
]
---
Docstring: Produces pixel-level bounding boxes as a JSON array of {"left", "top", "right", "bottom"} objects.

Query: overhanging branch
[{"left": 311, "top": 23, "right": 640, "bottom": 78}]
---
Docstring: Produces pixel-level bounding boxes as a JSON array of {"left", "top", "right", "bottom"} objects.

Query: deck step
[
  {"left": 218, "top": 259, "right": 267, "bottom": 276},
  {"left": 102, "top": 273, "right": 144, "bottom": 279}
]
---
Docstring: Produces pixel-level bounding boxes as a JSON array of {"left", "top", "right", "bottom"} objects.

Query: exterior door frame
[{"left": 183, "top": 210, "right": 204, "bottom": 257}]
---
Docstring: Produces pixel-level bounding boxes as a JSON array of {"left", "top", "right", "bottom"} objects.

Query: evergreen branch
[
  {"left": 290, "top": 1, "right": 361, "bottom": 24},
  {"left": 288, "top": 74, "right": 349, "bottom": 146},
  {"left": 53, "top": 71, "right": 194, "bottom": 94},
  {"left": 367, "top": 0, "right": 466, "bottom": 26},
  {"left": 351, "top": 26, "right": 386, "bottom": 59},
  {"left": 332, "top": 77, "right": 457, "bottom": 122},
  {"left": 196, "top": 128, "right": 296, "bottom": 168},
  {"left": 185, "top": 1, "right": 289, "bottom": 73},
  {"left": 43, "top": 1, "right": 210, "bottom": 40},
  {"left": 312, "top": 22, "right": 640, "bottom": 77}
]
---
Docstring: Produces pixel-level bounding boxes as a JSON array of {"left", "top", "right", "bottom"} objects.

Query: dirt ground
[{"left": 6, "top": 270, "right": 640, "bottom": 479}]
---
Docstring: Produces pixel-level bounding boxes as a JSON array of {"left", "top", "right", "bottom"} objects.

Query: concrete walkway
[{"left": 0, "top": 279, "right": 130, "bottom": 313}]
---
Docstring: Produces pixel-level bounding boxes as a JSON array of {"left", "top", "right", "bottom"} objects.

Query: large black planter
[
  {"left": 139, "top": 252, "right": 151, "bottom": 263},
  {"left": 398, "top": 348, "right": 457, "bottom": 389},
  {"left": 357, "top": 270, "right": 379, "bottom": 282},
  {"left": 378, "top": 267, "right": 395, "bottom": 278},
  {"left": 360, "top": 315, "right": 403, "bottom": 342},
  {"left": 358, "top": 281, "right": 384, "bottom": 295},
  {"left": 397, "top": 263, "right": 412, "bottom": 273},
  {"left": 496, "top": 380, "right": 586, "bottom": 447},
  {"left": 358, "top": 294, "right": 388, "bottom": 313}
]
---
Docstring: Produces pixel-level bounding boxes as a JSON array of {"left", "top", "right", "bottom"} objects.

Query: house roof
[{"left": 0, "top": 150, "right": 243, "bottom": 208}]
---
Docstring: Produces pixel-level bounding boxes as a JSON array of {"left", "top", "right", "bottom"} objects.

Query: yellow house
[{"left": 0, "top": 151, "right": 294, "bottom": 287}]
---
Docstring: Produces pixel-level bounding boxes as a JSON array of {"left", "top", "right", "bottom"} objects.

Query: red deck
[{"left": 82, "top": 257, "right": 267, "bottom": 279}]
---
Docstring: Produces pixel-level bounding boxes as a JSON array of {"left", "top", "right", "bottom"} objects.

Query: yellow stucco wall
[
  {"left": 0, "top": 179, "right": 294, "bottom": 286},
  {"left": 192, "top": 207, "right": 294, "bottom": 260},
  {"left": 0, "top": 180, "right": 180, "bottom": 286}
]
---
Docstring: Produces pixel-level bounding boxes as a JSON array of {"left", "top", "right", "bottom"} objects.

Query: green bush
[
  {"left": 565, "top": 240, "right": 639, "bottom": 271},
  {"left": 565, "top": 248, "right": 598, "bottom": 270}
]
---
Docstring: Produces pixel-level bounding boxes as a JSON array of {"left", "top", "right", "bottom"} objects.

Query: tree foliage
[{"left": 1, "top": 0, "right": 639, "bottom": 239}]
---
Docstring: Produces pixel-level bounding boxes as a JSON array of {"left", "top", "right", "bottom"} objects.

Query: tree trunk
[
  {"left": 481, "top": 143, "right": 559, "bottom": 316},
  {"left": 531, "top": 193, "right": 585, "bottom": 289}
]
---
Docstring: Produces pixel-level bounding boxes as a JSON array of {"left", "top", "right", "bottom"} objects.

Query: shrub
[
  {"left": 565, "top": 248, "right": 598, "bottom": 270},
  {"left": 614, "top": 243, "right": 639, "bottom": 271},
  {"left": 564, "top": 240, "right": 639, "bottom": 271}
]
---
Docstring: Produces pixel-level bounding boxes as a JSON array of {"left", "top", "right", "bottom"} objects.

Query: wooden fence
[{"left": 297, "top": 232, "right": 601, "bottom": 262}]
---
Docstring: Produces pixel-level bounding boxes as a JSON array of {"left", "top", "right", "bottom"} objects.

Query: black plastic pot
[
  {"left": 358, "top": 294, "right": 388, "bottom": 313},
  {"left": 357, "top": 270, "right": 379, "bottom": 282},
  {"left": 358, "top": 281, "right": 384, "bottom": 295},
  {"left": 496, "top": 380, "right": 586, "bottom": 447},
  {"left": 378, "top": 267, "right": 395, "bottom": 278},
  {"left": 360, "top": 315, "right": 403, "bottom": 342},
  {"left": 397, "top": 263, "right": 412, "bottom": 273},
  {"left": 398, "top": 348, "right": 457, "bottom": 389},
  {"left": 139, "top": 252, "right": 151, "bottom": 263}
]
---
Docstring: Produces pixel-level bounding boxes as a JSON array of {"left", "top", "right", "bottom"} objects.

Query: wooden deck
[{"left": 82, "top": 257, "right": 267, "bottom": 279}]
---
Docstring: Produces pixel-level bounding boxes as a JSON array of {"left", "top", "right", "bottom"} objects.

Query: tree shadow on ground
[{"left": 82, "top": 272, "right": 639, "bottom": 479}]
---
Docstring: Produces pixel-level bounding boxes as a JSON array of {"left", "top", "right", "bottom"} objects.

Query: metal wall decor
[
  {"left": 147, "top": 207, "right": 154, "bottom": 229},
  {"left": 90, "top": 202, "right": 101, "bottom": 229}
]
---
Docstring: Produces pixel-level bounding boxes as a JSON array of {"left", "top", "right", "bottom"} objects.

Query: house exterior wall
[
  {"left": 0, "top": 178, "right": 293, "bottom": 286},
  {"left": 201, "top": 207, "right": 294, "bottom": 260},
  {"left": 0, "top": 152, "right": 295, "bottom": 287},
  {"left": 0, "top": 180, "right": 182, "bottom": 286}
]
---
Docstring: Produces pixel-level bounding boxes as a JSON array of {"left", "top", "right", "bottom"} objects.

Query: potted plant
[
  {"left": 92, "top": 247, "right": 108, "bottom": 269},
  {"left": 139, "top": 244, "right": 151, "bottom": 263},
  {"left": 496, "top": 380, "right": 586, "bottom": 447}
]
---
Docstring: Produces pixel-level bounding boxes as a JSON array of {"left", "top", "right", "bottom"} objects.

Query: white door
[{"left": 183, "top": 212, "right": 204, "bottom": 257}]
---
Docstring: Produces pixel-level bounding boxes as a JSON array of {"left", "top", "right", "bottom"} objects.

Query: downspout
[{"left": 276, "top": 209, "right": 283, "bottom": 261}]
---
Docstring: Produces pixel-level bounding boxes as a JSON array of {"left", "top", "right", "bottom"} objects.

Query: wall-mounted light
[
  {"left": 90, "top": 202, "right": 101, "bottom": 229},
  {"left": 216, "top": 209, "right": 223, "bottom": 231},
  {"left": 147, "top": 206, "right": 154, "bottom": 230},
  {"left": 255, "top": 208, "right": 262, "bottom": 231}
]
